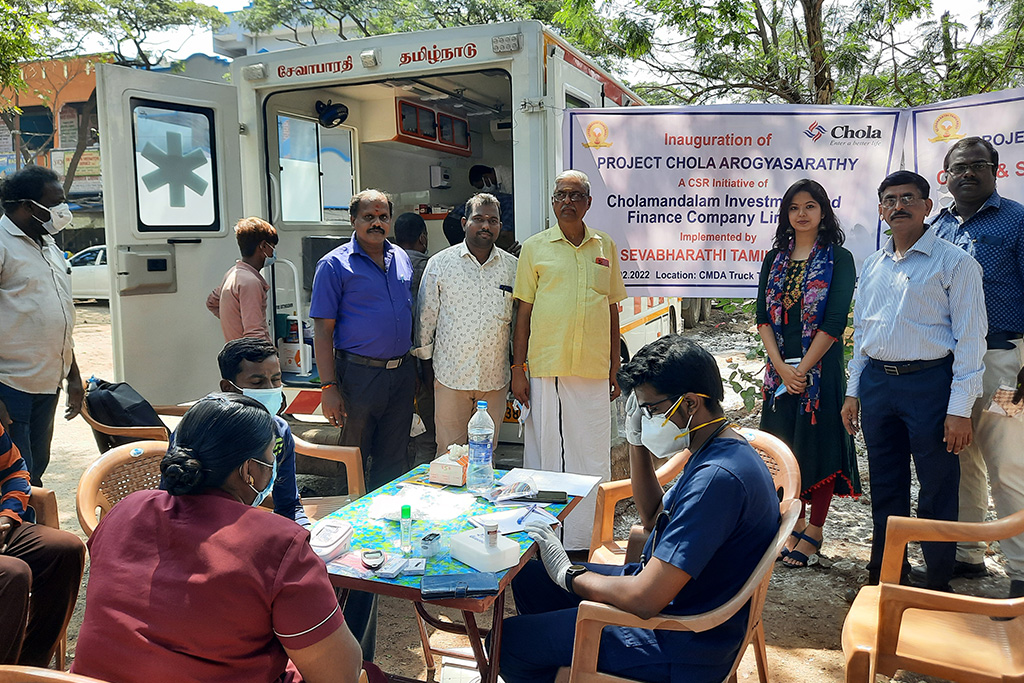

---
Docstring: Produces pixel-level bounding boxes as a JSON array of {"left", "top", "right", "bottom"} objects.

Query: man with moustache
[
  {"left": 512, "top": 170, "right": 628, "bottom": 553},
  {"left": 414, "top": 193, "right": 517, "bottom": 453},
  {"left": 924, "top": 136, "right": 1024, "bottom": 599},
  {"left": 841, "top": 170, "right": 986, "bottom": 591},
  {"left": 311, "top": 189, "right": 415, "bottom": 493}
]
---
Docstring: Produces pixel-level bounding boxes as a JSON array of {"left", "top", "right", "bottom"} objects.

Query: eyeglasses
[
  {"left": 638, "top": 395, "right": 681, "bottom": 419},
  {"left": 880, "top": 194, "right": 922, "bottom": 210},
  {"left": 250, "top": 458, "right": 274, "bottom": 472},
  {"left": 946, "top": 161, "right": 995, "bottom": 177},
  {"left": 552, "top": 191, "right": 588, "bottom": 203}
]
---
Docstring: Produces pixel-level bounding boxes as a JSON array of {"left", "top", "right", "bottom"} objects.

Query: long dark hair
[
  {"left": 160, "top": 393, "right": 274, "bottom": 495},
  {"left": 773, "top": 179, "right": 845, "bottom": 250}
]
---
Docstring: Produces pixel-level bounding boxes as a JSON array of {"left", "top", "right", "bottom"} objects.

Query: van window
[
  {"left": 278, "top": 115, "right": 322, "bottom": 222},
  {"left": 320, "top": 126, "right": 355, "bottom": 215},
  {"left": 131, "top": 99, "right": 219, "bottom": 232}
]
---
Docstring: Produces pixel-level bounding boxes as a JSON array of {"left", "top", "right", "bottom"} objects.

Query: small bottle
[
  {"left": 400, "top": 505, "right": 412, "bottom": 555},
  {"left": 467, "top": 401, "right": 495, "bottom": 494}
]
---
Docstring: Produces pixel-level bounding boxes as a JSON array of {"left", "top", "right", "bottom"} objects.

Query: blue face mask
[
  {"left": 248, "top": 455, "right": 277, "bottom": 507},
  {"left": 240, "top": 386, "right": 284, "bottom": 416}
]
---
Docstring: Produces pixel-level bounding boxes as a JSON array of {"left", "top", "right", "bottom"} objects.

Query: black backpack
[{"left": 84, "top": 378, "right": 168, "bottom": 452}]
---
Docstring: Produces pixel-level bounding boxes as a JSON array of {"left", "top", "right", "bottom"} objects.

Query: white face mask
[
  {"left": 481, "top": 180, "right": 498, "bottom": 193},
  {"left": 248, "top": 456, "right": 277, "bottom": 507},
  {"left": 31, "top": 200, "right": 73, "bottom": 234},
  {"left": 640, "top": 397, "right": 693, "bottom": 458},
  {"left": 236, "top": 385, "right": 284, "bottom": 416}
]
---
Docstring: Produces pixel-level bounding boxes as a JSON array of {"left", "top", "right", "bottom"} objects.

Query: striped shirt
[
  {"left": 0, "top": 424, "right": 30, "bottom": 524},
  {"left": 847, "top": 228, "right": 987, "bottom": 417}
]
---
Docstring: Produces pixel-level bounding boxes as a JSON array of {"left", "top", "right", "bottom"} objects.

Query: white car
[{"left": 69, "top": 245, "right": 110, "bottom": 301}]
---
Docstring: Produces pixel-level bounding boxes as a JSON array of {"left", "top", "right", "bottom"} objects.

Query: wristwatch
[{"left": 565, "top": 564, "right": 588, "bottom": 594}]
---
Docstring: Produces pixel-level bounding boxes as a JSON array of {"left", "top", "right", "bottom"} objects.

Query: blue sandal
[
  {"left": 783, "top": 531, "right": 822, "bottom": 568},
  {"left": 778, "top": 530, "right": 806, "bottom": 561}
]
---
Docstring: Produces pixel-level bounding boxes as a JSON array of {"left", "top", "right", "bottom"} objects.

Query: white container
[
  {"left": 309, "top": 519, "right": 353, "bottom": 562},
  {"left": 450, "top": 528, "right": 519, "bottom": 572},
  {"left": 429, "top": 451, "right": 467, "bottom": 486}
]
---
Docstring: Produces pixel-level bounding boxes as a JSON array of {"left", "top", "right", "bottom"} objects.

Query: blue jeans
[{"left": 0, "top": 383, "right": 59, "bottom": 486}]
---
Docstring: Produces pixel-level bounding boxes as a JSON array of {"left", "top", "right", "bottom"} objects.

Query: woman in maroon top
[{"left": 72, "top": 394, "right": 362, "bottom": 683}]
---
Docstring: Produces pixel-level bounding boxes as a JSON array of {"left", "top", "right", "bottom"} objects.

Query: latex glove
[
  {"left": 525, "top": 521, "right": 572, "bottom": 591},
  {"left": 624, "top": 391, "right": 643, "bottom": 446}
]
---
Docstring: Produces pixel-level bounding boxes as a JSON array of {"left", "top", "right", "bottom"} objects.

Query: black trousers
[
  {"left": 0, "top": 523, "right": 86, "bottom": 666},
  {"left": 336, "top": 357, "right": 416, "bottom": 493},
  {"left": 861, "top": 357, "right": 960, "bottom": 588}
]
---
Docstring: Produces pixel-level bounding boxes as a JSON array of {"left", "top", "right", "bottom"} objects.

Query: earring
[{"left": 247, "top": 475, "right": 255, "bottom": 486}]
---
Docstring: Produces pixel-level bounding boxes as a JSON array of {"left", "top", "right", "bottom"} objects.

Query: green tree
[
  {"left": 556, "top": 0, "right": 1024, "bottom": 105},
  {"left": 235, "top": 0, "right": 560, "bottom": 47},
  {"left": 0, "top": 0, "right": 50, "bottom": 90}
]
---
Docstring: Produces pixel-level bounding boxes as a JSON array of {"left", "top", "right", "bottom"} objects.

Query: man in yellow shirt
[{"left": 511, "top": 170, "right": 627, "bottom": 551}]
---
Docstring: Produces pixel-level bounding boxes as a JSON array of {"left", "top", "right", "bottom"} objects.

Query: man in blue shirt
[
  {"left": 842, "top": 170, "right": 987, "bottom": 591},
  {"left": 310, "top": 189, "right": 415, "bottom": 493},
  {"left": 927, "top": 136, "right": 1024, "bottom": 599}
]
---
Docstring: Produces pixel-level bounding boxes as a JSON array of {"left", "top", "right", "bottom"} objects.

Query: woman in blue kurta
[{"left": 499, "top": 336, "right": 780, "bottom": 683}]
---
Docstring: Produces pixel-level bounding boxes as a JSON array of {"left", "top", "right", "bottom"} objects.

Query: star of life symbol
[
  {"left": 140, "top": 132, "right": 209, "bottom": 207},
  {"left": 804, "top": 121, "right": 827, "bottom": 142}
]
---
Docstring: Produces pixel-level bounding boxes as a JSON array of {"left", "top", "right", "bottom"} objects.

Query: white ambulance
[{"left": 96, "top": 20, "right": 703, "bottom": 410}]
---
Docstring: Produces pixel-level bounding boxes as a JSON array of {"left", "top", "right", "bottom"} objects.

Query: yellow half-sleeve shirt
[{"left": 513, "top": 224, "right": 628, "bottom": 379}]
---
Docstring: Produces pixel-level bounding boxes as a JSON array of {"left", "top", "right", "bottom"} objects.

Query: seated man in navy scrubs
[{"left": 500, "top": 336, "right": 780, "bottom": 683}]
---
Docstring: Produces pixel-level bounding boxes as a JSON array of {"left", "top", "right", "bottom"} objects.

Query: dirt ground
[{"left": 47, "top": 302, "right": 1014, "bottom": 682}]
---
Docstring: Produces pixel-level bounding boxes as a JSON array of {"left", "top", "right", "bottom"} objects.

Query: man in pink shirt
[{"left": 207, "top": 217, "right": 278, "bottom": 342}]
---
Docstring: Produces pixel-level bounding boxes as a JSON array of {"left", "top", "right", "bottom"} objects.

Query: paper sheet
[
  {"left": 498, "top": 468, "right": 601, "bottom": 498},
  {"left": 468, "top": 505, "right": 560, "bottom": 535}
]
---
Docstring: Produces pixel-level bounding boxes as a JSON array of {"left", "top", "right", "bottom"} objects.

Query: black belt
[
  {"left": 986, "top": 330, "right": 1023, "bottom": 350},
  {"left": 868, "top": 355, "right": 950, "bottom": 377},
  {"left": 336, "top": 350, "right": 409, "bottom": 369}
]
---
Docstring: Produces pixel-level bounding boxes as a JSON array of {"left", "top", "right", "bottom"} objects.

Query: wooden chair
[
  {"left": 565, "top": 499, "right": 801, "bottom": 683},
  {"left": 842, "top": 508, "right": 1024, "bottom": 683},
  {"left": 77, "top": 440, "right": 366, "bottom": 537},
  {"left": 78, "top": 396, "right": 170, "bottom": 452},
  {"left": 26, "top": 488, "right": 70, "bottom": 670},
  {"left": 736, "top": 428, "right": 801, "bottom": 503},
  {"left": 588, "top": 428, "right": 800, "bottom": 565},
  {"left": 76, "top": 441, "right": 168, "bottom": 537},
  {"left": 0, "top": 666, "right": 109, "bottom": 682}
]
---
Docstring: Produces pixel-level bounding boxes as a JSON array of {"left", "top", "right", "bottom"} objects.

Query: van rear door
[{"left": 97, "top": 65, "right": 243, "bottom": 404}]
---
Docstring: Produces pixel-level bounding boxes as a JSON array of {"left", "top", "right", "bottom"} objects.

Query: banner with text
[
  {"left": 564, "top": 105, "right": 905, "bottom": 297},
  {"left": 908, "top": 88, "right": 1024, "bottom": 216}
]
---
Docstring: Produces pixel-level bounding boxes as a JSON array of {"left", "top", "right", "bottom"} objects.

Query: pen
[{"left": 517, "top": 504, "right": 538, "bottom": 525}]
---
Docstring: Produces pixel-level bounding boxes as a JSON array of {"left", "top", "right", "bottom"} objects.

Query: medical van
[{"left": 96, "top": 20, "right": 704, "bottom": 407}]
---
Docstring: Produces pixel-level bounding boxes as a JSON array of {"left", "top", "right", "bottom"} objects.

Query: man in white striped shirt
[{"left": 841, "top": 170, "right": 987, "bottom": 591}]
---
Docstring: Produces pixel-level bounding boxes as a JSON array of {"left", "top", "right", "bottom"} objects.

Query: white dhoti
[{"left": 523, "top": 376, "right": 611, "bottom": 551}]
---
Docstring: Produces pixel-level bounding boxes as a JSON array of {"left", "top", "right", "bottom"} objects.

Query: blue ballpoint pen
[{"left": 517, "top": 504, "right": 538, "bottom": 525}]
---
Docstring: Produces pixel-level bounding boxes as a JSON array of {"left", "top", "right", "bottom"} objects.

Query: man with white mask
[
  {"left": 0, "top": 165, "right": 82, "bottom": 485},
  {"left": 500, "top": 335, "right": 780, "bottom": 683}
]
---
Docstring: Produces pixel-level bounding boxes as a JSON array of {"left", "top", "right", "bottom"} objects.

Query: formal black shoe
[
  {"left": 908, "top": 560, "right": 987, "bottom": 585},
  {"left": 904, "top": 567, "right": 954, "bottom": 592}
]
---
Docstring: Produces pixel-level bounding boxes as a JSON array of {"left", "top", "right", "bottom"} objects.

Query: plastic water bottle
[{"left": 467, "top": 401, "right": 494, "bottom": 494}]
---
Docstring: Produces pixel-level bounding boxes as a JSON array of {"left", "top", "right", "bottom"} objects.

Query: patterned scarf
[{"left": 762, "top": 238, "right": 835, "bottom": 422}]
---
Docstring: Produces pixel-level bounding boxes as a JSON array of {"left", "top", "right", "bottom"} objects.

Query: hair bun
[{"left": 160, "top": 445, "right": 207, "bottom": 495}]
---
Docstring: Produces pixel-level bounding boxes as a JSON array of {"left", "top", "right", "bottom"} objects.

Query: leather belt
[
  {"left": 868, "top": 355, "right": 950, "bottom": 377},
  {"left": 336, "top": 350, "right": 409, "bottom": 370},
  {"left": 986, "top": 330, "right": 1023, "bottom": 351}
]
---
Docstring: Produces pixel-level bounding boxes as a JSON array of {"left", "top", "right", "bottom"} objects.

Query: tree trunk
[
  {"left": 801, "top": 0, "right": 834, "bottom": 104},
  {"left": 62, "top": 89, "right": 98, "bottom": 196}
]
